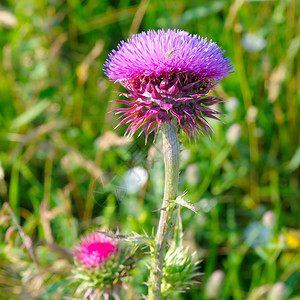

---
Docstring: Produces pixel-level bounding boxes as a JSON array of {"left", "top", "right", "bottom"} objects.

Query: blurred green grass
[{"left": 0, "top": 0, "right": 299, "bottom": 299}]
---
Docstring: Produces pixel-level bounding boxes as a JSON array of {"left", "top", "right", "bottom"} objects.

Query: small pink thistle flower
[
  {"left": 72, "top": 231, "right": 139, "bottom": 299},
  {"left": 74, "top": 232, "right": 118, "bottom": 269},
  {"left": 104, "top": 29, "right": 233, "bottom": 141}
]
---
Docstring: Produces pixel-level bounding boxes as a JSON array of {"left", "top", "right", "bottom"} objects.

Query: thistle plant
[
  {"left": 73, "top": 231, "right": 136, "bottom": 300},
  {"left": 105, "top": 29, "right": 233, "bottom": 299}
]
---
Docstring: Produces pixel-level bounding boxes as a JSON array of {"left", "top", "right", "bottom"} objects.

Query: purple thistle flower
[
  {"left": 104, "top": 29, "right": 233, "bottom": 141},
  {"left": 72, "top": 231, "right": 139, "bottom": 299},
  {"left": 74, "top": 232, "right": 118, "bottom": 269}
]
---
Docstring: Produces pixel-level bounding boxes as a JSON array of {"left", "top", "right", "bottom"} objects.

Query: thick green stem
[{"left": 148, "top": 120, "right": 180, "bottom": 300}]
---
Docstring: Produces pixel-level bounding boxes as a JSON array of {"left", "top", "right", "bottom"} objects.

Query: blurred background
[{"left": 0, "top": 0, "right": 299, "bottom": 299}]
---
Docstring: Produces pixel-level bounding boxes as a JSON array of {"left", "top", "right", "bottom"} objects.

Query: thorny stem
[{"left": 148, "top": 120, "right": 180, "bottom": 300}]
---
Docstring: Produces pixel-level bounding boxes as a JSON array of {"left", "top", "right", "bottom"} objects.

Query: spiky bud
[{"left": 161, "top": 246, "right": 200, "bottom": 297}]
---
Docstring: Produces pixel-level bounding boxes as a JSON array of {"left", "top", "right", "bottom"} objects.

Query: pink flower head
[
  {"left": 74, "top": 232, "right": 118, "bottom": 269},
  {"left": 104, "top": 29, "right": 233, "bottom": 141}
]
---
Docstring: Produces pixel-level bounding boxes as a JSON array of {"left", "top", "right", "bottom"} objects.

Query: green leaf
[
  {"left": 10, "top": 99, "right": 50, "bottom": 129},
  {"left": 173, "top": 192, "right": 200, "bottom": 216}
]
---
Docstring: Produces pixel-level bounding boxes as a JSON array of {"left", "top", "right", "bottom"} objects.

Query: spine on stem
[{"left": 148, "top": 120, "right": 180, "bottom": 300}]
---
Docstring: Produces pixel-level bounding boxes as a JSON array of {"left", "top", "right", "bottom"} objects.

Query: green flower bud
[{"left": 161, "top": 246, "right": 201, "bottom": 297}]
